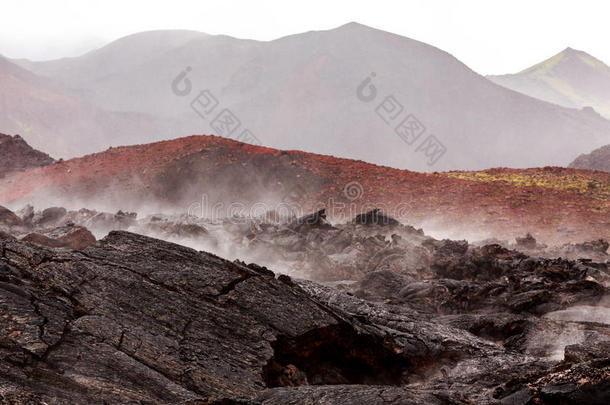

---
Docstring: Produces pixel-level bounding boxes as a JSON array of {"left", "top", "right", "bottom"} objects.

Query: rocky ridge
[
  {"left": 569, "top": 144, "right": 610, "bottom": 173},
  {"left": 0, "top": 133, "right": 55, "bottom": 178}
]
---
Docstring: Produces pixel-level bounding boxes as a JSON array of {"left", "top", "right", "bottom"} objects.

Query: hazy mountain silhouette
[
  {"left": 10, "top": 23, "right": 610, "bottom": 170},
  {"left": 489, "top": 48, "right": 610, "bottom": 118},
  {"left": 569, "top": 144, "right": 610, "bottom": 172},
  {"left": 0, "top": 55, "right": 191, "bottom": 158}
]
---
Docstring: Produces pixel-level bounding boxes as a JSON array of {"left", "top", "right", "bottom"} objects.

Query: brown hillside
[{"left": 0, "top": 135, "right": 608, "bottom": 244}]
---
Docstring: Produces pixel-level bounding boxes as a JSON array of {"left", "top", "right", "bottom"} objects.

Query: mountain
[
  {"left": 13, "top": 23, "right": 610, "bottom": 171},
  {"left": 569, "top": 144, "right": 610, "bottom": 172},
  {"left": 14, "top": 30, "right": 207, "bottom": 90},
  {"left": 0, "top": 55, "right": 188, "bottom": 158},
  {"left": 489, "top": 48, "right": 610, "bottom": 118},
  {"left": 0, "top": 133, "right": 55, "bottom": 177},
  {"left": 1, "top": 135, "right": 608, "bottom": 245}
]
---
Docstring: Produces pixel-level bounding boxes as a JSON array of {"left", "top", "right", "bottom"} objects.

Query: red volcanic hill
[{"left": 0, "top": 135, "right": 608, "bottom": 244}]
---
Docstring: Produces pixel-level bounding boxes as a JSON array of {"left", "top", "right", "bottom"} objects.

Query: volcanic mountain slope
[
  {"left": 569, "top": 144, "right": 610, "bottom": 173},
  {"left": 489, "top": 48, "right": 610, "bottom": 118},
  {"left": 14, "top": 23, "right": 610, "bottom": 171},
  {"left": 0, "top": 133, "right": 55, "bottom": 177},
  {"left": 0, "top": 135, "right": 608, "bottom": 245},
  {"left": 0, "top": 56, "right": 187, "bottom": 158}
]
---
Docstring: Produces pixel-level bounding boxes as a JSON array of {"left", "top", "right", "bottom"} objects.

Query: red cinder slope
[{"left": 0, "top": 135, "right": 608, "bottom": 244}]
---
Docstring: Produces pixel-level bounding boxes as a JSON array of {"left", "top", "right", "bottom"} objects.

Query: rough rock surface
[
  {"left": 3, "top": 205, "right": 608, "bottom": 280},
  {"left": 21, "top": 225, "right": 97, "bottom": 249},
  {"left": 0, "top": 206, "right": 97, "bottom": 250},
  {"left": 0, "top": 133, "right": 55, "bottom": 178},
  {"left": 0, "top": 207, "right": 608, "bottom": 404},
  {"left": 0, "top": 231, "right": 426, "bottom": 403},
  {"left": 506, "top": 233, "right": 609, "bottom": 263}
]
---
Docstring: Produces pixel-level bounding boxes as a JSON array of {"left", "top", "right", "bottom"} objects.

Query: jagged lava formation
[{"left": 0, "top": 216, "right": 609, "bottom": 403}]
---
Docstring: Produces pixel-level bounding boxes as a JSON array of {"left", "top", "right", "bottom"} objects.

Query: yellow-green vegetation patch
[{"left": 441, "top": 171, "right": 610, "bottom": 203}]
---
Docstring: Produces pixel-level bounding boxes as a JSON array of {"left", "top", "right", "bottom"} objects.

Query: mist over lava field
[{"left": 0, "top": 2, "right": 609, "bottom": 404}]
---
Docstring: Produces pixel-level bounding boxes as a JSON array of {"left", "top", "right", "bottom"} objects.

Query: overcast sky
[{"left": 1, "top": 0, "right": 608, "bottom": 75}]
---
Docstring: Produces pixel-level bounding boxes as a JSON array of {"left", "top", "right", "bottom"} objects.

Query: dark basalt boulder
[
  {"left": 423, "top": 238, "right": 470, "bottom": 262},
  {"left": 515, "top": 232, "right": 548, "bottom": 251},
  {"left": 351, "top": 209, "right": 400, "bottom": 227},
  {"left": 288, "top": 209, "right": 333, "bottom": 232},
  {"left": 141, "top": 220, "right": 208, "bottom": 239},
  {"left": 531, "top": 357, "right": 610, "bottom": 405},
  {"left": 355, "top": 270, "right": 411, "bottom": 299},
  {"left": 33, "top": 206, "right": 68, "bottom": 227},
  {"left": 564, "top": 342, "right": 610, "bottom": 364},
  {"left": 21, "top": 224, "right": 97, "bottom": 249},
  {"left": 515, "top": 233, "right": 538, "bottom": 249},
  {"left": 570, "top": 239, "right": 609, "bottom": 255}
]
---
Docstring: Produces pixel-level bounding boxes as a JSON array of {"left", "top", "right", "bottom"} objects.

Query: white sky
[{"left": 1, "top": 0, "right": 608, "bottom": 75}]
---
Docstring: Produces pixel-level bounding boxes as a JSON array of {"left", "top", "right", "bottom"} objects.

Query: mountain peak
[
  {"left": 333, "top": 21, "right": 375, "bottom": 32},
  {"left": 339, "top": 21, "right": 367, "bottom": 28},
  {"left": 557, "top": 46, "right": 593, "bottom": 59},
  {"left": 556, "top": 47, "right": 610, "bottom": 76},
  {"left": 488, "top": 46, "right": 610, "bottom": 118}
]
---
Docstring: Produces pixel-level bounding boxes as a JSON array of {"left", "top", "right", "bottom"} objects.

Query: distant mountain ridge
[
  {"left": 488, "top": 47, "right": 610, "bottom": 118},
  {"left": 569, "top": 144, "right": 610, "bottom": 172},
  {"left": 0, "top": 55, "right": 191, "bottom": 158},
  {"left": 7, "top": 23, "right": 610, "bottom": 170}
]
